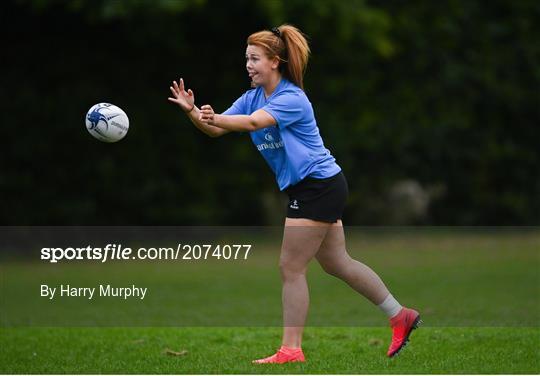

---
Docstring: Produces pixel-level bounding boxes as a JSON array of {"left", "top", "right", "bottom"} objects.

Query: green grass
[
  {"left": 1, "top": 327, "right": 539, "bottom": 373},
  {"left": 1, "top": 229, "right": 539, "bottom": 373}
]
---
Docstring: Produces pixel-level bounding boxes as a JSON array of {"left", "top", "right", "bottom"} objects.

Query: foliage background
[{"left": 2, "top": 0, "right": 539, "bottom": 225}]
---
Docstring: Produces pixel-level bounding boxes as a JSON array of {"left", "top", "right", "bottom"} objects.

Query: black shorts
[{"left": 284, "top": 171, "right": 348, "bottom": 223}]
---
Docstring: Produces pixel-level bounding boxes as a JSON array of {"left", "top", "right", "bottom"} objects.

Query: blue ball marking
[
  {"left": 87, "top": 108, "right": 109, "bottom": 130},
  {"left": 86, "top": 104, "right": 121, "bottom": 131}
]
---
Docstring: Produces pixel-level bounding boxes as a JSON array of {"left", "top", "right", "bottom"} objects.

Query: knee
[
  {"left": 279, "top": 258, "right": 306, "bottom": 281},
  {"left": 320, "top": 262, "right": 343, "bottom": 278},
  {"left": 318, "top": 253, "right": 352, "bottom": 278}
]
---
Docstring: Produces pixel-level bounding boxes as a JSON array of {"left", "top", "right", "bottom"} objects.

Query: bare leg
[
  {"left": 315, "top": 220, "right": 390, "bottom": 304},
  {"left": 280, "top": 217, "right": 330, "bottom": 348}
]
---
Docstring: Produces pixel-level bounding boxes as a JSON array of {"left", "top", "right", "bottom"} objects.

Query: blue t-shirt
[{"left": 223, "top": 78, "right": 341, "bottom": 191}]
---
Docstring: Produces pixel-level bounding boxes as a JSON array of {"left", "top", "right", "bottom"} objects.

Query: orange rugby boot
[
  {"left": 387, "top": 307, "right": 422, "bottom": 357},
  {"left": 253, "top": 346, "right": 306, "bottom": 364}
]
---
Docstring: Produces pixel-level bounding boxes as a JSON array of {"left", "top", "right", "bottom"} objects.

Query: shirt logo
[
  {"left": 289, "top": 200, "right": 299, "bottom": 210},
  {"left": 256, "top": 128, "right": 284, "bottom": 151}
]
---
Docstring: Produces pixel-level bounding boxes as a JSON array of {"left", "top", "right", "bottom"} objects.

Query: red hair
[{"left": 247, "top": 24, "right": 310, "bottom": 89}]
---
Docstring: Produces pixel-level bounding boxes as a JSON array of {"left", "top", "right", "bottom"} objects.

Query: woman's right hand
[{"left": 168, "top": 78, "right": 195, "bottom": 113}]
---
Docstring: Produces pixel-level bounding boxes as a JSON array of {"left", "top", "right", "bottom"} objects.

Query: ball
[{"left": 85, "top": 103, "right": 129, "bottom": 143}]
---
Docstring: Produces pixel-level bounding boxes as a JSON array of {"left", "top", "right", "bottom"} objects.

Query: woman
[{"left": 168, "top": 24, "right": 421, "bottom": 364}]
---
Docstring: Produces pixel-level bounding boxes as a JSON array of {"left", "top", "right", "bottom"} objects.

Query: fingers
[
  {"left": 199, "top": 105, "right": 214, "bottom": 115},
  {"left": 175, "top": 79, "right": 190, "bottom": 96},
  {"left": 172, "top": 78, "right": 189, "bottom": 95},
  {"left": 171, "top": 78, "right": 192, "bottom": 99},
  {"left": 198, "top": 105, "right": 214, "bottom": 122},
  {"left": 168, "top": 78, "right": 196, "bottom": 112}
]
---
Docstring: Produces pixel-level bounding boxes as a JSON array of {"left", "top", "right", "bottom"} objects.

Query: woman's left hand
[{"left": 199, "top": 105, "right": 216, "bottom": 126}]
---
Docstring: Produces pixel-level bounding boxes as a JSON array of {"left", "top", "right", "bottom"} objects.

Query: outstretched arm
[
  {"left": 168, "top": 78, "right": 230, "bottom": 138},
  {"left": 199, "top": 105, "right": 276, "bottom": 132}
]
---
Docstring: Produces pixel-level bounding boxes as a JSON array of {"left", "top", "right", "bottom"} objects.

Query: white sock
[{"left": 378, "top": 293, "right": 402, "bottom": 318}]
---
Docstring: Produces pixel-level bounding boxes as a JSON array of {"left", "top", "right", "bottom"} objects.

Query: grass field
[
  {"left": 1, "top": 228, "right": 539, "bottom": 373},
  {"left": 1, "top": 327, "right": 538, "bottom": 373}
]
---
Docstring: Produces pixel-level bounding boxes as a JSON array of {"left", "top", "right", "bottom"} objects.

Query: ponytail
[{"left": 247, "top": 24, "right": 310, "bottom": 89}]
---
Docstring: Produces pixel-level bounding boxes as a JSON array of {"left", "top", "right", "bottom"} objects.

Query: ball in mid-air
[{"left": 85, "top": 103, "right": 129, "bottom": 142}]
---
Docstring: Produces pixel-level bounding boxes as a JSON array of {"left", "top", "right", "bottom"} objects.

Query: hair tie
[{"left": 271, "top": 27, "right": 281, "bottom": 38}]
